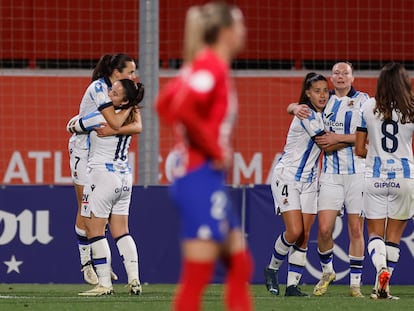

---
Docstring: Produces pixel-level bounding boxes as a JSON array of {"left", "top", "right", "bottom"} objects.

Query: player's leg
[
  {"left": 285, "top": 183, "right": 317, "bottom": 296},
  {"left": 110, "top": 174, "right": 141, "bottom": 295},
  {"left": 380, "top": 179, "right": 414, "bottom": 299},
  {"left": 280, "top": 210, "right": 304, "bottom": 293},
  {"left": 364, "top": 178, "right": 390, "bottom": 299},
  {"left": 314, "top": 174, "right": 343, "bottom": 296},
  {"left": 265, "top": 231, "right": 292, "bottom": 296},
  {"left": 110, "top": 219, "right": 141, "bottom": 294},
  {"left": 224, "top": 229, "right": 253, "bottom": 311},
  {"left": 79, "top": 171, "right": 115, "bottom": 296},
  {"left": 265, "top": 175, "right": 299, "bottom": 296},
  {"left": 344, "top": 174, "right": 365, "bottom": 297},
  {"left": 174, "top": 240, "right": 219, "bottom": 311},
  {"left": 78, "top": 214, "right": 113, "bottom": 296},
  {"left": 171, "top": 164, "right": 224, "bottom": 311},
  {"left": 346, "top": 213, "right": 364, "bottom": 297},
  {"left": 74, "top": 183, "right": 98, "bottom": 284},
  {"left": 69, "top": 143, "right": 98, "bottom": 285},
  {"left": 367, "top": 218, "right": 389, "bottom": 298}
]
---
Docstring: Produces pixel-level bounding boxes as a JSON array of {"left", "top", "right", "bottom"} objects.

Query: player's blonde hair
[
  {"left": 375, "top": 62, "right": 414, "bottom": 124},
  {"left": 183, "top": 2, "right": 241, "bottom": 63},
  {"left": 183, "top": 6, "right": 205, "bottom": 63}
]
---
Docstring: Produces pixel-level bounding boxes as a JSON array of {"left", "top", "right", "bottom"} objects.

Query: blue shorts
[{"left": 169, "top": 162, "right": 240, "bottom": 242}]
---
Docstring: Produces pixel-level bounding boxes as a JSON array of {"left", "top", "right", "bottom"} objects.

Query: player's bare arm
[
  {"left": 96, "top": 109, "right": 142, "bottom": 137},
  {"left": 354, "top": 131, "right": 368, "bottom": 158},
  {"left": 100, "top": 105, "right": 133, "bottom": 130},
  {"left": 315, "top": 132, "right": 355, "bottom": 149}
]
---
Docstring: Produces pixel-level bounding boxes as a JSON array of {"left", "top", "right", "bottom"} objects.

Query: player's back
[
  {"left": 361, "top": 98, "right": 414, "bottom": 179},
  {"left": 74, "top": 78, "right": 111, "bottom": 149},
  {"left": 79, "top": 109, "right": 131, "bottom": 174},
  {"left": 165, "top": 48, "right": 236, "bottom": 173},
  {"left": 79, "top": 78, "right": 111, "bottom": 118}
]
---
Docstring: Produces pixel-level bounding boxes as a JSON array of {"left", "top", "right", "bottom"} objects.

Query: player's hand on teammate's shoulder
[{"left": 288, "top": 103, "right": 311, "bottom": 120}]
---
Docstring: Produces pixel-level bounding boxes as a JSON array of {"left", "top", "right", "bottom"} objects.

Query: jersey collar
[{"left": 329, "top": 86, "right": 357, "bottom": 98}]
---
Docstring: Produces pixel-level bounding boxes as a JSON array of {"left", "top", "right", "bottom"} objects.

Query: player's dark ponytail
[
  {"left": 298, "top": 72, "right": 328, "bottom": 104},
  {"left": 118, "top": 79, "right": 145, "bottom": 109},
  {"left": 91, "top": 53, "right": 136, "bottom": 82}
]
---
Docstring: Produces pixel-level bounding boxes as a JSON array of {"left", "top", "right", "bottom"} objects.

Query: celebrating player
[
  {"left": 156, "top": 3, "right": 253, "bottom": 311},
  {"left": 68, "top": 53, "right": 141, "bottom": 285},
  {"left": 77, "top": 79, "right": 144, "bottom": 296},
  {"left": 264, "top": 73, "right": 329, "bottom": 297},
  {"left": 355, "top": 62, "right": 414, "bottom": 299},
  {"left": 289, "top": 62, "right": 369, "bottom": 297}
]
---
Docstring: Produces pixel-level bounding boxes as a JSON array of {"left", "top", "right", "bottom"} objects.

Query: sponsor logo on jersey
[
  {"left": 324, "top": 112, "right": 334, "bottom": 119},
  {"left": 115, "top": 186, "right": 131, "bottom": 193},
  {"left": 374, "top": 181, "right": 401, "bottom": 188},
  {"left": 324, "top": 120, "right": 344, "bottom": 130}
]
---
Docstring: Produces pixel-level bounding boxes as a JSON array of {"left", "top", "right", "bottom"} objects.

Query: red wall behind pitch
[{"left": 1, "top": 1, "right": 414, "bottom": 66}]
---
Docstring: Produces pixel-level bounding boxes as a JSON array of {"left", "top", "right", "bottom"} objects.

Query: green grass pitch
[{"left": 0, "top": 284, "right": 413, "bottom": 311}]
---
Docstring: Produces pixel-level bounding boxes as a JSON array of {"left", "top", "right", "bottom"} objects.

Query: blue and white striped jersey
[
  {"left": 276, "top": 104, "right": 325, "bottom": 182},
  {"left": 82, "top": 110, "right": 131, "bottom": 174},
  {"left": 322, "top": 87, "right": 369, "bottom": 174},
  {"left": 357, "top": 98, "right": 414, "bottom": 179},
  {"left": 74, "top": 77, "right": 112, "bottom": 149}
]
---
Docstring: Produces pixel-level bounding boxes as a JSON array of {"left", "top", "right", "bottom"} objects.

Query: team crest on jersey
[{"left": 348, "top": 100, "right": 354, "bottom": 107}]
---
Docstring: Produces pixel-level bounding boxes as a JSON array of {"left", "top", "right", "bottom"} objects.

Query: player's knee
[
  {"left": 318, "top": 226, "right": 333, "bottom": 241},
  {"left": 348, "top": 224, "right": 363, "bottom": 240},
  {"left": 285, "top": 228, "right": 303, "bottom": 244}
]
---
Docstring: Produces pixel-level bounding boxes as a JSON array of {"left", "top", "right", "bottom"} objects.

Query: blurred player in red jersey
[{"left": 156, "top": 3, "right": 253, "bottom": 311}]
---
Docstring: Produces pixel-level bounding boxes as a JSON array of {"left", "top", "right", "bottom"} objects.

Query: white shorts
[
  {"left": 364, "top": 177, "right": 414, "bottom": 220},
  {"left": 271, "top": 168, "right": 318, "bottom": 214},
  {"left": 69, "top": 137, "right": 88, "bottom": 186},
  {"left": 318, "top": 173, "right": 364, "bottom": 214},
  {"left": 81, "top": 169, "right": 132, "bottom": 218}
]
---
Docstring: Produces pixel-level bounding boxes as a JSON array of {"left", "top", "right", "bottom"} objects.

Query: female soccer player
[
  {"left": 68, "top": 53, "right": 141, "bottom": 284},
  {"left": 355, "top": 62, "right": 414, "bottom": 299},
  {"left": 265, "top": 73, "right": 329, "bottom": 297},
  {"left": 156, "top": 3, "right": 253, "bottom": 311},
  {"left": 77, "top": 79, "right": 144, "bottom": 296},
  {"left": 289, "top": 62, "right": 369, "bottom": 297}
]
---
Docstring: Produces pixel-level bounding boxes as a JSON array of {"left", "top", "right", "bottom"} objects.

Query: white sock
[
  {"left": 318, "top": 248, "right": 334, "bottom": 274},
  {"left": 349, "top": 255, "right": 364, "bottom": 287},
  {"left": 116, "top": 234, "right": 140, "bottom": 284},
  {"left": 367, "top": 237, "right": 387, "bottom": 273},
  {"left": 287, "top": 246, "right": 307, "bottom": 287},
  {"left": 268, "top": 233, "right": 292, "bottom": 270},
  {"left": 75, "top": 225, "right": 91, "bottom": 266},
  {"left": 90, "top": 236, "right": 112, "bottom": 287},
  {"left": 385, "top": 241, "right": 400, "bottom": 277}
]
